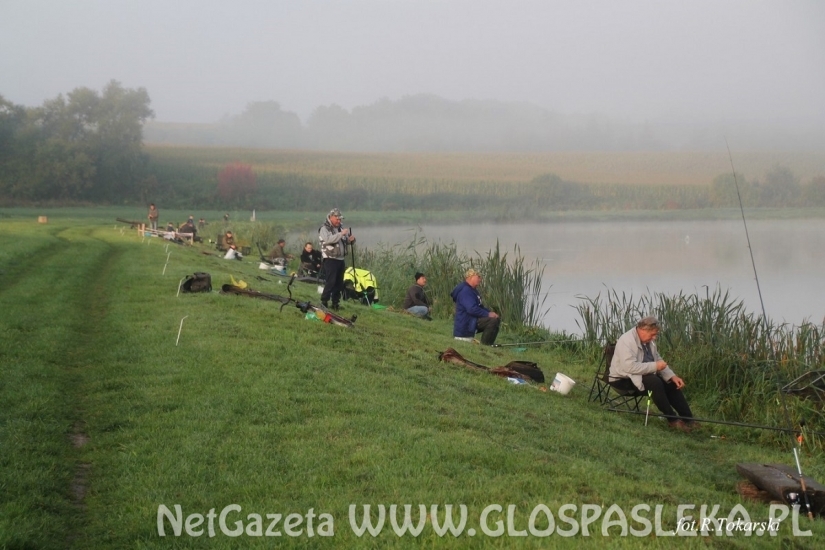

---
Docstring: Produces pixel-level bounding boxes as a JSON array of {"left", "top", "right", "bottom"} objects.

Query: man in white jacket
[{"left": 609, "top": 316, "right": 696, "bottom": 432}]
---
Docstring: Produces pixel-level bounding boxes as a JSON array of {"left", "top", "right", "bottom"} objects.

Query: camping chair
[
  {"left": 255, "top": 243, "right": 276, "bottom": 266},
  {"left": 782, "top": 369, "right": 825, "bottom": 401},
  {"left": 588, "top": 342, "right": 646, "bottom": 412}
]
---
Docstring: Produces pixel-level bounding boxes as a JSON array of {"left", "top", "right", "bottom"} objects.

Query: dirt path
[{"left": 0, "top": 223, "right": 123, "bottom": 548}]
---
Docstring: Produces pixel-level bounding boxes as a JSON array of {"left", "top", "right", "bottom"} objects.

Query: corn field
[{"left": 144, "top": 145, "right": 825, "bottom": 213}]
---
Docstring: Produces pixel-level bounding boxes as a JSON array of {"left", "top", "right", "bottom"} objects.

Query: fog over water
[{"left": 356, "top": 220, "right": 825, "bottom": 334}]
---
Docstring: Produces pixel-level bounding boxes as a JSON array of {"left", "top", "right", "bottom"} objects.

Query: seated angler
[
  {"left": 403, "top": 272, "right": 432, "bottom": 320},
  {"left": 268, "top": 239, "right": 293, "bottom": 267},
  {"left": 178, "top": 218, "right": 197, "bottom": 242},
  {"left": 609, "top": 316, "right": 698, "bottom": 432},
  {"left": 221, "top": 231, "right": 236, "bottom": 251},
  {"left": 450, "top": 268, "right": 500, "bottom": 345},
  {"left": 300, "top": 242, "right": 323, "bottom": 277}
]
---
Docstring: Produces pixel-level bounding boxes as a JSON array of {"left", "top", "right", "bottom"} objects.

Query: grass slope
[{"left": 1, "top": 216, "right": 823, "bottom": 549}]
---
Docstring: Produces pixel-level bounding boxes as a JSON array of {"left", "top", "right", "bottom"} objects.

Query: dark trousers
[
  {"left": 321, "top": 258, "right": 346, "bottom": 306},
  {"left": 476, "top": 316, "right": 501, "bottom": 346},
  {"left": 611, "top": 374, "right": 693, "bottom": 422}
]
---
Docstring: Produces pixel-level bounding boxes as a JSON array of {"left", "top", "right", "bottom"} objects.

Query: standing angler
[
  {"left": 318, "top": 208, "right": 354, "bottom": 311},
  {"left": 147, "top": 203, "right": 159, "bottom": 231}
]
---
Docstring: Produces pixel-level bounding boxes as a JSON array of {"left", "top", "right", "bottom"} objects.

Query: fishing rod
[
  {"left": 726, "top": 139, "right": 814, "bottom": 519},
  {"left": 282, "top": 274, "right": 357, "bottom": 328},
  {"left": 606, "top": 408, "right": 825, "bottom": 438},
  {"left": 348, "top": 227, "right": 366, "bottom": 305},
  {"left": 492, "top": 339, "right": 582, "bottom": 348}
]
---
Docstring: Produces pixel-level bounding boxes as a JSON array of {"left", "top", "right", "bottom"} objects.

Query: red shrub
[{"left": 217, "top": 162, "right": 257, "bottom": 203}]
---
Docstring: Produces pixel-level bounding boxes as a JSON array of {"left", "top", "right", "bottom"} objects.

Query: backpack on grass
[
  {"left": 182, "top": 272, "right": 212, "bottom": 293},
  {"left": 502, "top": 361, "right": 545, "bottom": 383}
]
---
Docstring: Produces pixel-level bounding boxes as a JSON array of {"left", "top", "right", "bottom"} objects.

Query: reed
[
  {"left": 574, "top": 286, "right": 825, "bottom": 449},
  {"left": 355, "top": 236, "right": 549, "bottom": 335}
]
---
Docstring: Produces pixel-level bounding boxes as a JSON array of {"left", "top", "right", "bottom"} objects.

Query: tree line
[
  {"left": 0, "top": 81, "right": 153, "bottom": 203},
  {"left": 144, "top": 94, "right": 825, "bottom": 153},
  {"left": 3, "top": 83, "right": 824, "bottom": 212}
]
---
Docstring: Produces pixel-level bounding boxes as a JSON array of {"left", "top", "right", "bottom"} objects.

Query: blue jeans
[{"left": 406, "top": 306, "right": 429, "bottom": 318}]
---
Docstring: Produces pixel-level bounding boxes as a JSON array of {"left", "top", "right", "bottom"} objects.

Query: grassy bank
[{"left": 1, "top": 215, "right": 824, "bottom": 548}]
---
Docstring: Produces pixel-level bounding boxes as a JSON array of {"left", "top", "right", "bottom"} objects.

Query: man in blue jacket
[{"left": 450, "top": 268, "right": 500, "bottom": 345}]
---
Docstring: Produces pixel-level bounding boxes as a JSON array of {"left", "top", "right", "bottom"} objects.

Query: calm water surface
[{"left": 356, "top": 219, "right": 825, "bottom": 334}]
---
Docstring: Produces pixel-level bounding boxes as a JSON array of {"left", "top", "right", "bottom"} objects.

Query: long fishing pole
[
  {"left": 606, "top": 408, "right": 825, "bottom": 438},
  {"left": 726, "top": 138, "right": 770, "bottom": 327},
  {"left": 492, "top": 339, "right": 581, "bottom": 348},
  {"left": 348, "top": 227, "right": 370, "bottom": 305},
  {"left": 725, "top": 139, "right": 814, "bottom": 519}
]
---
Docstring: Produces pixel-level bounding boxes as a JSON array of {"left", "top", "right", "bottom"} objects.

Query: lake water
[{"left": 355, "top": 219, "right": 825, "bottom": 334}]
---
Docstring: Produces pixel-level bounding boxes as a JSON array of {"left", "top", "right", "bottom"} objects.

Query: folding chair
[{"left": 588, "top": 342, "right": 646, "bottom": 412}]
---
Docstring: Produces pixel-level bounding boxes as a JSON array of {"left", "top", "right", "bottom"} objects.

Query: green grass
[{"left": 1, "top": 214, "right": 824, "bottom": 548}]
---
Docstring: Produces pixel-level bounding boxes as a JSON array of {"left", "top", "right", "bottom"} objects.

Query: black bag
[
  {"left": 343, "top": 280, "right": 377, "bottom": 305},
  {"left": 182, "top": 272, "right": 212, "bottom": 293},
  {"left": 503, "top": 361, "right": 545, "bottom": 383}
]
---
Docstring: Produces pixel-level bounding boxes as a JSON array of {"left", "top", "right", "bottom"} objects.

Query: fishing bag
[
  {"left": 182, "top": 272, "right": 212, "bottom": 293},
  {"left": 501, "top": 361, "right": 545, "bottom": 383},
  {"left": 438, "top": 349, "right": 545, "bottom": 383}
]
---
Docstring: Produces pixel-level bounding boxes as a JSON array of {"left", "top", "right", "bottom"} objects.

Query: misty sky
[{"left": 2, "top": 0, "right": 824, "bottom": 127}]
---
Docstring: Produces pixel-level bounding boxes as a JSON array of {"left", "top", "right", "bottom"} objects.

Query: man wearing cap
[
  {"left": 318, "top": 208, "right": 354, "bottom": 310},
  {"left": 609, "top": 316, "right": 697, "bottom": 432},
  {"left": 450, "top": 268, "right": 500, "bottom": 345},
  {"left": 404, "top": 272, "right": 432, "bottom": 320}
]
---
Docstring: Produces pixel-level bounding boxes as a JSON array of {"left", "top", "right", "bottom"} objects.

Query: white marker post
[
  {"left": 163, "top": 252, "right": 172, "bottom": 276},
  {"left": 176, "top": 316, "right": 188, "bottom": 346},
  {"left": 176, "top": 277, "right": 185, "bottom": 297},
  {"left": 644, "top": 391, "right": 653, "bottom": 426}
]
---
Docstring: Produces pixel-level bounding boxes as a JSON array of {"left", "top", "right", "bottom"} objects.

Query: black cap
[{"left": 414, "top": 272, "right": 425, "bottom": 280}]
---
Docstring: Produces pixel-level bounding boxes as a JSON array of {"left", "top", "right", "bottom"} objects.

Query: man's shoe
[
  {"left": 668, "top": 419, "right": 691, "bottom": 433},
  {"left": 684, "top": 421, "right": 700, "bottom": 432},
  {"left": 331, "top": 303, "right": 340, "bottom": 311}
]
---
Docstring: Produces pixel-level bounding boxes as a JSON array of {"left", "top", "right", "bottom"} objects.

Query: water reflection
[{"left": 356, "top": 219, "right": 825, "bottom": 334}]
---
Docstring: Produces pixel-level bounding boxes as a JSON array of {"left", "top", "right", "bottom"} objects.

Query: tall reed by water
[
  {"left": 356, "top": 236, "right": 549, "bottom": 334},
  {"left": 575, "top": 286, "right": 825, "bottom": 449}
]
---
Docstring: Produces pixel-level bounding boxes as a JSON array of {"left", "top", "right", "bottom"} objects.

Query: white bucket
[
  {"left": 258, "top": 262, "right": 270, "bottom": 270},
  {"left": 550, "top": 373, "right": 576, "bottom": 395},
  {"left": 317, "top": 285, "right": 324, "bottom": 294}
]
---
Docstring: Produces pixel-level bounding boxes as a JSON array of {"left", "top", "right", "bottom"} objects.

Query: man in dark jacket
[
  {"left": 450, "top": 268, "right": 500, "bottom": 345},
  {"left": 300, "top": 242, "right": 323, "bottom": 277},
  {"left": 403, "top": 272, "right": 432, "bottom": 320}
]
